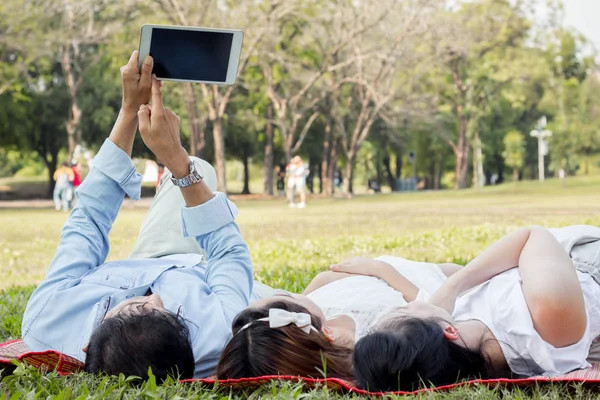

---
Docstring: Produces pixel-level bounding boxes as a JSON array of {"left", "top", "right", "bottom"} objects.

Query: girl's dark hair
[
  {"left": 353, "top": 317, "right": 490, "bottom": 392},
  {"left": 216, "top": 300, "right": 353, "bottom": 380},
  {"left": 85, "top": 309, "right": 194, "bottom": 382}
]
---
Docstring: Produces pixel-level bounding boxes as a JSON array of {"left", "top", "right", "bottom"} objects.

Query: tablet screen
[{"left": 150, "top": 28, "right": 234, "bottom": 82}]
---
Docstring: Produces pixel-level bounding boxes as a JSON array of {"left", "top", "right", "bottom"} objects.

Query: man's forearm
[{"left": 108, "top": 108, "right": 138, "bottom": 157}]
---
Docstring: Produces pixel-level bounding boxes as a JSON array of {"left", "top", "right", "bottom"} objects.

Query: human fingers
[
  {"left": 163, "top": 107, "right": 181, "bottom": 123},
  {"left": 138, "top": 104, "right": 151, "bottom": 135},
  {"left": 121, "top": 50, "right": 140, "bottom": 81},
  {"left": 139, "top": 56, "right": 154, "bottom": 89},
  {"left": 127, "top": 50, "right": 139, "bottom": 69},
  {"left": 150, "top": 77, "right": 164, "bottom": 113}
]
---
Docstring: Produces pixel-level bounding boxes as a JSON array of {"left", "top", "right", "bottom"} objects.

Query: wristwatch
[{"left": 170, "top": 160, "right": 204, "bottom": 188}]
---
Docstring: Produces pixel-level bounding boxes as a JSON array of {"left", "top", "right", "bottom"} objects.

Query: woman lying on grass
[
  {"left": 216, "top": 256, "right": 461, "bottom": 380},
  {"left": 353, "top": 225, "right": 600, "bottom": 392}
]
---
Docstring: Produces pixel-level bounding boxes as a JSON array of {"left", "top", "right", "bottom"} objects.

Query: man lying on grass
[{"left": 21, "top": 51, "right": 252, "bottom": 382}]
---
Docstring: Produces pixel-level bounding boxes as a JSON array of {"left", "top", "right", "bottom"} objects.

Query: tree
[
  {"left": 262, "top": 0, "right": 397, "bottom": 167},
  {"left": 0, "top": 64, "right": 70, "bottom": 196},
  {"left": 22, "top": 0, "right": 139, "bottom": 158},
  {"left": 502, "top": 130, "right": 525, "bottom": 182},
  {"left": 574, "top": 74, "right": 600, "bottom": 174},
  {"left": 430, "top": 0, "right": 530, "bottom": 188}
]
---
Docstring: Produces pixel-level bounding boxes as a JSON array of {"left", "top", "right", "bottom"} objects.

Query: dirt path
[
  {"left": 0, "top": 198, "right": 154, "bottom": 209},
  {"left": 0, "top": 194, "right": 284, "bottom": 209}
]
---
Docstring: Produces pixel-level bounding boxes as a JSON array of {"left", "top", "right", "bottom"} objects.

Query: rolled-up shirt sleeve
[{"left": 181, "top": 193, "right": 253, "bottom": 323}]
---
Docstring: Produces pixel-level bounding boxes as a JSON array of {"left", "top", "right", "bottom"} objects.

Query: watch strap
[{"left": 170, "top": 161, "right": 204, "bottom": 188}]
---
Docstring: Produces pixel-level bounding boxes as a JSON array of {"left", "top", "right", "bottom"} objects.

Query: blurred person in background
[
  {"left": 53, "top": 161, "right": 74, "bottom": 212},
  {"left": 287, "top": 156, "right": 308, "bottom": 208}
]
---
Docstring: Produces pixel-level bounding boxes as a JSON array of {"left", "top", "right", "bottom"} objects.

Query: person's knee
[{"left": 189, "top": 157, "right": 217, "bottom": 192}]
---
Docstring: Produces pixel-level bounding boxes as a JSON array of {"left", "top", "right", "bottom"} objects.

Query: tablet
[{"left": 139, "top": 24, "right": 244, "bottom": 85}]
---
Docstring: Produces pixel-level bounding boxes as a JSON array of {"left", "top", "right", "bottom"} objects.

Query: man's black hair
[{"left": 84, "top": 309, "right": 194, "bottom": 382}]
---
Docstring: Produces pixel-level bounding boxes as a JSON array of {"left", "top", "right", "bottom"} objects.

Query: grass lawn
[{"left": 1, "top": 175, "right": 600, "bottom": 398}]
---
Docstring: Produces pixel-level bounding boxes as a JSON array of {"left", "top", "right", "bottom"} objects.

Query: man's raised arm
[
  {"left": 137, "top": 80, "right": 253, "bottom": 323},
  {"left": 43, "top": 52, "right": 154, "bottom": 282},
  {"left": 22, "top": 51, "right": 155, "bottom": 337}
]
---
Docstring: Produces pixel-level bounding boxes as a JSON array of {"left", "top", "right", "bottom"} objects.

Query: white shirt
[
  {"left": 453, "top": 225, "right": 600, "bottom": 377},
  {"left": 307, "top": 256, "right": 448, "bottom": 340},
  {"left": 454, "top": 268, "right": 600, "bottom": 376}
]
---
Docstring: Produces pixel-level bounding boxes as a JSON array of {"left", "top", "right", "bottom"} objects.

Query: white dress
[{"left": 306, "top": 256, "right": 448, "bottom": 341}]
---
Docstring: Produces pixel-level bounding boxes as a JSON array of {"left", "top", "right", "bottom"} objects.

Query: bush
[
  {"left": 0, "top": 149, "right": 46, "bottom": 178},
  {"left": 14, "top": 163, "right": 46, "bottom": 178}
]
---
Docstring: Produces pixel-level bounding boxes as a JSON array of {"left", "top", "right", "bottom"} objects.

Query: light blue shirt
[{"left": 21, "top": 139, "right": 253, "bottom": 378}]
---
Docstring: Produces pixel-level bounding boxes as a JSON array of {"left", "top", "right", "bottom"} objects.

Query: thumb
[{"left": 138, "top": 104, "right": 151, "bottom": 134}]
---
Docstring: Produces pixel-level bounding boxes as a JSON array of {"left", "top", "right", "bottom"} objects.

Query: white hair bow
[
  {"left": 266, "top": 308, "right": 317, "bottom": 334},
  {"left": 238, "top": 308, "right": 318, "bottom": 334}
]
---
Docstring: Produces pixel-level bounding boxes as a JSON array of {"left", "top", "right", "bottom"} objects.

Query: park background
[
  {"left": 2, "top": 0, "right": 600, "bottom": 398},
  {"left": 0, "top": 0, "right": 599, "bottom": 197}
]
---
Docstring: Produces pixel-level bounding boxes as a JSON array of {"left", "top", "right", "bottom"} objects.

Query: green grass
[{"left": 1, "top": 175, "right": 600, "bottom": 398}]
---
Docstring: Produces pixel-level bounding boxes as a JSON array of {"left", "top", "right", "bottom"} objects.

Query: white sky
[{"left": 563, "top": 0, "right": 600, "bottom": 50}]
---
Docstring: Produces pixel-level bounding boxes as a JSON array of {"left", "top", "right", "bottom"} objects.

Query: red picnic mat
[{"left": 2, "top": 339, "right": 600, "bottom": 395}]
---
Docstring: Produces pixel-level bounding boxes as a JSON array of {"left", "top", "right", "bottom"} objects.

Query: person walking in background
[
  {"left": 334, "top": 169, "right": 342, "bottom": 189},
  {"left": 67, "top": 160, "right": 83, "bottom": 208},
  {"left": 53, "top": 162, "right": 74, "bottom": 212},
  {"left": 287, "top": 156, "right": 307, "bottom": 208},
  {"left": 276, "top": 164, "right": 286, "bottom": 196}
]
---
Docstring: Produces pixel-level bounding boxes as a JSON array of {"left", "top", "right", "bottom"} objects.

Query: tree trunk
[
  {"left": 326, "top": 137, "right": 339, "bottom": 196},
  {"left": 65, "top": 99, "right": 82, "bottom": 159},
  {"left": 512, "top": 167, "right": 519, "bottom": 183},
  {"left": 433, "top": 157, "right": 441, "bottom": 190},
  {"left": 198, "top": 118, "right": 206, "bottom": 158},
  {"left": 395, "top": 146, "right": 402, "bottom": 179},
  {"left": 454, "top": 112, "right": 470, "bottom": 189},
  {"left": 38, "top": 142, "right": 59, "bottom": 199},
  {"left": 184, "top": 83, "right": 205, "bottom": 158},
  {"left": 284, "top": 143, "right": 292, "bottom": 166},
  {"left": 450, "top": 61, "right": 470, "bottom": 189},
  {"left": 342, "top": 152, "right": 355, "bottom": 195},
  {"left": 307, "top": 157, "right": 317, "bottom": 194},
  {"left": 348, "top": 161, "right": 354, "bottom": 194},
  {"left": 44, "top": 159, "right": 57, "bottom": 199},
  {"left": 383, "top": 156, "right": 395, "bottom": 190},
  {"left": 61, "top": 44, "right": 82, "bottom": 159},
  {"left": 321, "top": 118, "right": 333, "bottom": 197},
  {"left": 263, "top": 105, "right": 274, "bottom": 195},
  {"left": 242, "top": 156, "right": 250, "bottom": 195},
  {"left": 472, "top": 131, "right": 484, "bottom": 189},
  {"left": 317, "top": 162, "right": 323, "bottom": 194},
  {"left": 455, "top": 146, "right": 469, "bottom": 189},
  {"left": 212, "top": 119, "right": 227, "bottom": 192},
  {"left": 375, "top": 152, "right": 383, "bottom": 188}
]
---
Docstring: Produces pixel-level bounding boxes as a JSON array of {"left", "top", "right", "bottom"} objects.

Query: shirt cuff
[
  {"left": 93, "top": 139, "right": 142, "bottom": 200},
  {"left": 181, "top": 192, "right": 239, "bottom": 237}
]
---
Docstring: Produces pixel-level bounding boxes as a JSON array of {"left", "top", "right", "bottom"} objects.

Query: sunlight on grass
[{"left": 1, "top": 176, "right": 600, "bottom": 398}]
